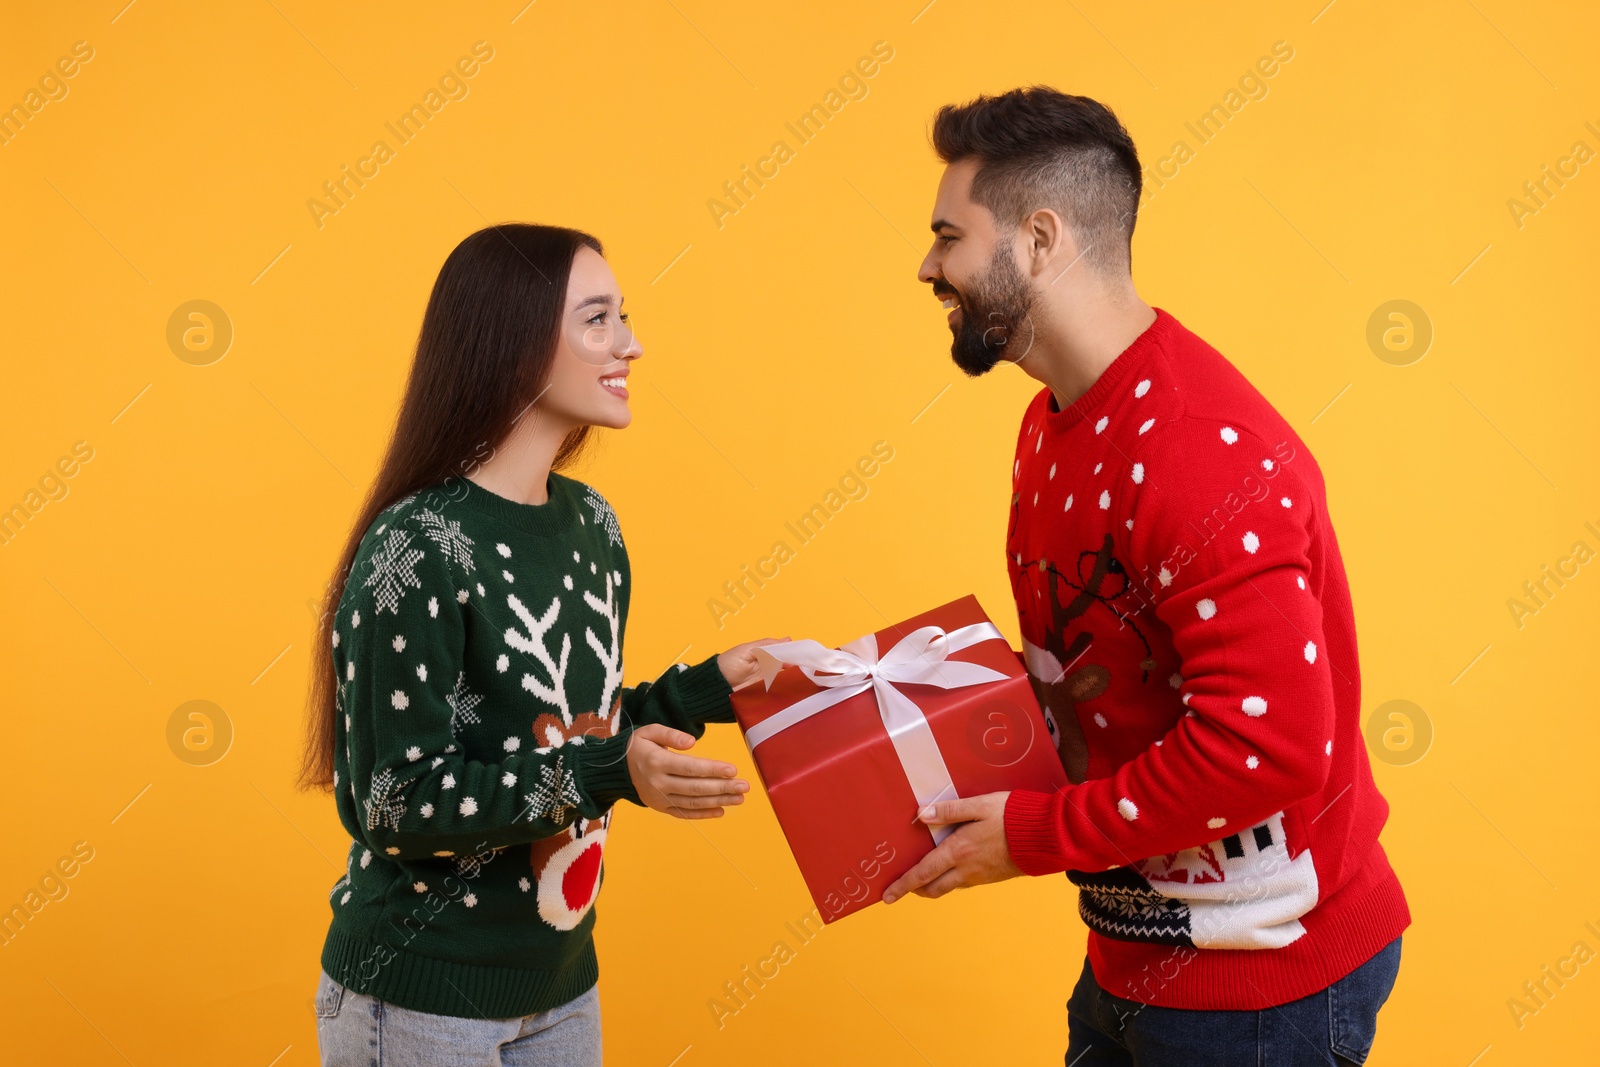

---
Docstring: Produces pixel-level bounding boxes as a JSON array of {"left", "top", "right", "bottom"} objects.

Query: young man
[{"left": 881, "top": 88, "right": 1410, "bottom": 1065}]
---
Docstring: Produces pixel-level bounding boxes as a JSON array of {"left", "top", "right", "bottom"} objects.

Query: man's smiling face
[{"left": 917, "top": 158, "right": 1035, "bottom": 377}]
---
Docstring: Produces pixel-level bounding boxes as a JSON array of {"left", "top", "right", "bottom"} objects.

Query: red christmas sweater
[{"left": 1001, "top": 307, "right": 1409, "bottom": 1010}]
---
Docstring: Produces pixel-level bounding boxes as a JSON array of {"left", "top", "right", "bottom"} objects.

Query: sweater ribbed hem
[
  {"left": 1005, "top": 792, "right": 1412, "bottom": 1009},
  {"left": 320, "top": 925, "right": 599, "bottom": 1018},
  {"left": 1089, "top": 841, "right": 1410, "bottom": 1009}
]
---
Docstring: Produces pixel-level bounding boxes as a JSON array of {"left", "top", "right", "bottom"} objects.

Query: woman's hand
[
  {"left": 717, "top": 637, "right": 791, "bottom": 690},
  {"left": 626, "top": 724, "right": 748, "bottom": 819}
]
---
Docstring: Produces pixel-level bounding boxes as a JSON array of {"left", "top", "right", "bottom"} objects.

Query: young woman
[{"left": 298, "top": 223, "right": 774, "bottom": 1065}]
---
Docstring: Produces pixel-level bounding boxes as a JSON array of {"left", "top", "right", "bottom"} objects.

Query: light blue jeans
[{"left": 314, "top": 969, "right": 602, "bottom": 1066}]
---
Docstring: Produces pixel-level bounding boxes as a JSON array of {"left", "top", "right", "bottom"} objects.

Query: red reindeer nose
[{"left": 562, "top": 842, "right": 603, "bottom": 910}]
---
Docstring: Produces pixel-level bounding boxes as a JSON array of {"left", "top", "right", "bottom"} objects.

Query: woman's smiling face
[{"left": 540, "top": 245, "right": 642, "bottom": 432}]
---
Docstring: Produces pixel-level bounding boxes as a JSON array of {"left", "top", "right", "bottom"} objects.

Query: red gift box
[{"left": 731, "top": 595, "right": 1069, "bottom": 922}]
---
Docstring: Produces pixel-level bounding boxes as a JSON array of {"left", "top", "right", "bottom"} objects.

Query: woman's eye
[
  {"left": 618, "top": 311, "right": 630, "bottom": 323},
  {"left": 586, "top": 312, "right": 607, "bottom": 325}
]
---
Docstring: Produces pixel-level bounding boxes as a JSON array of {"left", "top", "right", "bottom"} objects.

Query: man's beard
[{"left": 945, "top": 246, "right": 1035, "bottom": 378}]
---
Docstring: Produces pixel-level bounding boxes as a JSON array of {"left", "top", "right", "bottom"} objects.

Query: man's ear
[{"left": 1023, "top": 208, "right": 1082, "bottom": 280}]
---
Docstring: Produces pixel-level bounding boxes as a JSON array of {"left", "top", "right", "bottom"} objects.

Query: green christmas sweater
[{"left": 320, "top": 471, "right": 735, "bottom": 1018}]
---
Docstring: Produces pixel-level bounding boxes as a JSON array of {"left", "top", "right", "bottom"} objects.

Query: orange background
[{"left": 3, "top": 1, "right": 1597, "bottom": 1063}]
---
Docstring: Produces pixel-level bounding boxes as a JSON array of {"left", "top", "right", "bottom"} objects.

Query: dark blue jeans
[{"left": 1065, "top": 936, "right": 1402, "bottom": 1066}]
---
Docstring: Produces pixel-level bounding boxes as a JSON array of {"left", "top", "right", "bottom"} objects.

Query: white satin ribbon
[{"left": 746, "top": 621, "right": 1009, "bottom": 844}]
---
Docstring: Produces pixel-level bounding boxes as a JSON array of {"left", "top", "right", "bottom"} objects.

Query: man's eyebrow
[{"left": 931, "top": 218, "right": 959, "bottom": 234}]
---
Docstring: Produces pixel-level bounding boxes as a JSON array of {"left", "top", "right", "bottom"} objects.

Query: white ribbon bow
[{"left": 746, "top": 621, "right": 1009, "bottom": 844}]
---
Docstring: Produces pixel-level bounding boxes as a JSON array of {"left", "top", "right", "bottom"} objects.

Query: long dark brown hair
[{"left": 297, "top": 223, "right": 603, "bottom": 792}]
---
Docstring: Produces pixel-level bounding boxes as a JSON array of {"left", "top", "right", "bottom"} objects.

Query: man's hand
[
  {"left": 882, "top": 792, "right": 1022, "bottom": 904},
  {"left": 717, "top": 637, "right": 791, "bottom": 690},
  {"left": 625, "top": 724, "right": 748, "bottom": 819}
]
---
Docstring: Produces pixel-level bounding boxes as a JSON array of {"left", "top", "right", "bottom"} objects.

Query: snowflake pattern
[
  {"left": 446, "top": 670, "right": 485, "bottom": 734},
  {"left": 364, "top": 768, "right": 408, "bottom": 831},
  {"left": 364, "top": 528, "right": 426, "bottom": 614},
  {"left": 524, "top": 756, "right": 582, "bottom": 824},
  {"left": 453, "top": 848, "right": 496, "bottom": 879},
  {"left": 583, "top": 486, "right": 623, "bottom": 548},
  {"left": 414, "top": 509, "right": 477, "bottom": 572},
  {"left": 1072, "top": 874, "right": 1192, "bottom": 943}
]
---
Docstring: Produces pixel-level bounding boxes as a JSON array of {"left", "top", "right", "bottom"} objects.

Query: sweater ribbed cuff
[
  {"left": 572, "top": 736, "right": 640, "bottom": 811},
  {"left": 577, "top": 659, "right": 735, "bottom": 810},
  {"left": 1004, "top": 788, "right": 1076, "bottom": 876},
  {"left": 675, "top": 655, "right": 736, "bottom": 725}
]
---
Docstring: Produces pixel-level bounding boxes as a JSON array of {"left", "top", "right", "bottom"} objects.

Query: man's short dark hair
[{"left": 931, "top": 87, "right": 1141, "bottom": 274}]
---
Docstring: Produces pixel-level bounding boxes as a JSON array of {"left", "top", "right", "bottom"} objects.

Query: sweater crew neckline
[
  {"left": 454, "top": 472, "right": 579, "bottom": 537},
  {"left": 1045, "top": 306, "right": 1174, "bottom": 431}
]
